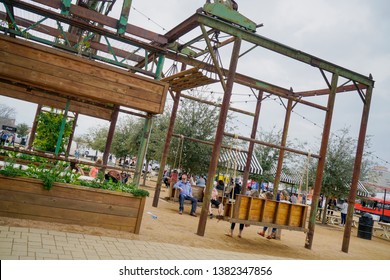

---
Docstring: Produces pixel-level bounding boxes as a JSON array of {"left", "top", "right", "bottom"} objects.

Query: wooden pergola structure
[{"left": 0, "top": 0, "right": 374, "bottom": 253}]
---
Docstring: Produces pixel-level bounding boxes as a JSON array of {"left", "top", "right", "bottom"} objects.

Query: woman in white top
[{"left": 340, "top": 199, "right": 348, "bottom": 226}]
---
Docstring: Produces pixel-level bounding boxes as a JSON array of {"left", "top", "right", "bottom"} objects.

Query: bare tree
[{"left": 0, "top": 104, "right": 16, "bottom": 126}]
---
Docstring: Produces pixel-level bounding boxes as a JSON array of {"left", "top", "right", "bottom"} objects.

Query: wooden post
[
  {"left": 342, "top": 85, "right": 373, "bottom": 253},
  {"left": 102, "top": 106, "right": 119, "bottom": 171},
  {"left": 273, "top": 99, "right": 293, "bottom": 197},
  {"left": 305, "top": 73, "right": 339, "bottom": 249},
  {"left": 27, "top": 104, "right": 41, "bottom": 150},
  {"left": 197, "top": 37, "right": 242, "bottom": 236}
]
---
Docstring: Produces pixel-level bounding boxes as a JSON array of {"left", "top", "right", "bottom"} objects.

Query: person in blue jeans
[{"left": 174, "top": 174, "right": 198, "bottom": 217}]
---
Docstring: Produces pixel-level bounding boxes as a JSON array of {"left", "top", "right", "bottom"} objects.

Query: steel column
[
  {"left": 273, "top": 99, "right": 293, "bottom": 197},
  {"left": 342, "top": 85, "right": 373, "bottom": 253},
  {"left": 66, "top": 112, "right": 78, "bottom": 157},
  {"left": 117, "top": 0, "right": 132, "bottom": 35},
  {"left": 155, "top": 54, "right": 165, "bottom": 80},
  {"left": 197, "top": 37, "right": 242, "bottom": 236},
  {"left": 241, "top": 90, "right": 263, "bottom": 194},
  {"left": 55, "top": 99, "right": 70, "bottom": 156},
  {"left": 60, "top": 0, "right": 71, "bottom": 15},
  {"left": 305, "top": 73, "right": 339, "bottom": 249}
]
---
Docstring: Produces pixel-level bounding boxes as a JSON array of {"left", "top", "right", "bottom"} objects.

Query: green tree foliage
[
  {"left": 33, "top": 108, "right": 73, "bottom": 153},
  {"left": 307, "top": 127, "right": 374, "bottom": 223},
  {"left": 80, "top": 116, "right": 144, "bottom": 162},
  {"left": 251, "top": 127, "right": 282, "bottom": 184},
  {"left": 85, "top": 125, "right": 109, "bottom": 153},
  {"left": 16, "top": 123, "right": 29, "bottom": 137},
  {"left": 166, "top": 94, "right": 221, "bottom": 175},
  {"left": 111, "top": 116, "right": 142, "bottom": 159},
  {"left": 147, "top": 113, "right": 170, "bottom": 163},
  {"left": 309, "top": 128, "right": 372, "bottom": 198}
]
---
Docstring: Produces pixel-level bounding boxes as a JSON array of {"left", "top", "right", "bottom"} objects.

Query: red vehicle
[{"left": 354, "top": 197, "right": 390, "bottom": 222}]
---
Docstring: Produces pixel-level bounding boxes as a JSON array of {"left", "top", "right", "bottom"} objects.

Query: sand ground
[{"left": 1, "top": 182, "right": 389, "bottom": 260}]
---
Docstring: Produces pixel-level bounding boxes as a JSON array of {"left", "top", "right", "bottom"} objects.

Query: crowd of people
[{"left": 164, "top": 169, "right": 350, "bottom": 240}]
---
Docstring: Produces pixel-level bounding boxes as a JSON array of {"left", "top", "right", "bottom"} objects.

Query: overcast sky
[{"left": 1, "top": 0, "right": 389, "bottom": 168}]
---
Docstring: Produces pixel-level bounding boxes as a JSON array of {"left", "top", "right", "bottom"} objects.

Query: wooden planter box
[
  {"left": 224, "top": 195, "right": 308, "bottom": 232},
  {"left": 0, "top": 175, "right": 146, "bottom": 233}
]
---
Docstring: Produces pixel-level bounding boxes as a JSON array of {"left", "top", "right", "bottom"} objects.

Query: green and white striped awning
[{"left": 219, "top": 149, "right": 263, "bottom": 175}]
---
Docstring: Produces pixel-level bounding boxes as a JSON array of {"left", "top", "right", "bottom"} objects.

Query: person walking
[{"left": 340, "top": 199, "right": 348, "bottom": 226}]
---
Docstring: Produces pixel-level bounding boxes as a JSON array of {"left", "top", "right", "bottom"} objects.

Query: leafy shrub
[{"left": 0, "top": 161, "right": 24, "bottom": 177}]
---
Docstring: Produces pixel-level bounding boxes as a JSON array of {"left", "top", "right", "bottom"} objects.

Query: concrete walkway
[{"left": 0, "top": 225, "right": 287, "bottom": 260}]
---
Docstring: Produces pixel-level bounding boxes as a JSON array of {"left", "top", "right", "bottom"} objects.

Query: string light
[{"left": 132, "top": 6, "right": 166, "bottom": 31}]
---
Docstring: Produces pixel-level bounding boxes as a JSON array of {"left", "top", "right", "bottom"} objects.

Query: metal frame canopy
[
  {"left": 153, "top": 2, "right": 374, "bottom": 254},
  {"left": 0, "top": 0, "right": 374, "bottom": 253}
]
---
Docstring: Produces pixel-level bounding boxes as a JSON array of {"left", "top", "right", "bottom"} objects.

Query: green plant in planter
[
  {"left": 24, "top": 163, "right": 63, "bottom": 190},
  {"left": 0, "top": 160, "right": 24, "bottom": 177},
  {"left": 0, "top": 158, "right": 149, "bottom": 197},
  {"left": 17, "top": 153, "right": 34, "bottom": 161}
]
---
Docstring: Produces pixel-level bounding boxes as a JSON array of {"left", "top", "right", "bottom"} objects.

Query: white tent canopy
[
  {"left": 269, "top": 165, "right": 302, "bottom": 185},
  {"left": 219, "top": 149, "right": 263, "bottom": 175}
]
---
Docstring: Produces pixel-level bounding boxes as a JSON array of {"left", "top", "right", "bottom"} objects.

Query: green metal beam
[
  {"left": 117, "top": 0, "right": 132, "bottom": 35},
  {"left": 56, "top": 21, "right": 71, "bottom": 47},
  {"left": 200, "top": 24, "right": 226, "bottom": 91},
  {"left": 3, "top": 3, "right": 21, "bottom": 32},
  {"left": 55, "top": 99, "right": 70, "bottom": 156},
  {"left": 60, "top": 0, "right": 71, "bottom": 16},
  {"left": 103, "top": 36, "right": 119, "bottom": 62},
  {"left": 22, "top": 16, "right": 48, "bottom": 34},
  {"left": 197, "top": 13, "right": 374, "bottom": 87},
  {"left": 155, "top": 53, "right": 165, "bottom": 80}
]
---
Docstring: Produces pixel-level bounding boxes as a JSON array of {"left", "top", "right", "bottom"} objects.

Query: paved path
[{"left": 0, "top": 225, "right": 287, "bottom": 260}]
